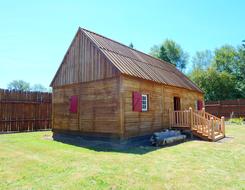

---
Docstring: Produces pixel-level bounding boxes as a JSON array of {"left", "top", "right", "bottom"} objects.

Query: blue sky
[{"left": 0, "top": 0, "right": 244, "bottom": 89}]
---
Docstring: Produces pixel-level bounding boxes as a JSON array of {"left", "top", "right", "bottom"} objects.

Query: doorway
[{"left": 174, "top": 97, "right": 181, "bottom": 111}]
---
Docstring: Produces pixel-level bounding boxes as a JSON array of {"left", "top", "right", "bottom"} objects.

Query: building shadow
[{"left": 52, "top": 133, "right": 189, "bottom": 155}]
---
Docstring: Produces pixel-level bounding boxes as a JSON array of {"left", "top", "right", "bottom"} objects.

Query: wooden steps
[
  {"left": 170, "top": 108, "right": 225, "bottom": 142},
  {"left": 192, "top": 129, "right": 224, "bottom": 141}
]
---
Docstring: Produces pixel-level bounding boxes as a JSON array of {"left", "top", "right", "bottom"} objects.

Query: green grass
[{"left": 0, "top": 125, "right": 245, "bottom": 190}]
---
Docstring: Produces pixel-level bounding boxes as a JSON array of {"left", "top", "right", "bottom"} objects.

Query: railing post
[
  {"left": 169, "top": 109, "right": 172, "bottom": 129},
  {"left": 189, "top": 107, "right": 193, "bottom": 129},
  {"left": 221, "top": 116, "right": 225, "bottom": 137},
  {"left": 202, "top": 107, "right": 205, "bottom": 134},
  {"left": 211, "top": 117, "right": 214, "bottom": 141}
]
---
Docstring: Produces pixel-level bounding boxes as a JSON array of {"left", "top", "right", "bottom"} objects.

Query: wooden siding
[
  {"left": 52, "top": 77, "right": 121, "bottom": 136},
  {"left": 51, "top": 32, "right": 119, "bottom": 87},
  {"left": 120, "top": 75, "right": 204, "bottom": 138}
]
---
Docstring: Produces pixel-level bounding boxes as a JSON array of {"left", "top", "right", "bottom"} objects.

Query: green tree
[
  {"left": 235, "top": 43, "right": 245, "bottom": 97},
  {"left": 7, "top": 80, "right": 30, "bottom": 91},
  {"left": 31, "top": 84, "right": 48, "bottom": 92},
  {"left": 149, "top": 45, "right": 160, "bottom": 58},
  {"left": 190, "top": 42, "right": 245, "bottom": 100},
  {"left": 212, "top": 45, "right": 239, "bottom": 74},
  {"left": 159, "top": 45, "right": 170, "bottom": 62},
  {"left": 129, "top": 42, "right": 134, "bottom": 48},
  {"left": 190, "top": 68, "right": 238, "bottom": 101},
  {"left": 192, "top": 50, "right": 212, "bottom": 70},
  {"left": 163, "top": 39, "right": 188, "bottom": 71},
  {"left": 149, "top": 39, "right": 188, "bottom": 71}
]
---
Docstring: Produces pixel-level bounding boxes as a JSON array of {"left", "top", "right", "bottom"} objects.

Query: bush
[{"left": 228, "top": 117, "right": 244, "bottom": 125}]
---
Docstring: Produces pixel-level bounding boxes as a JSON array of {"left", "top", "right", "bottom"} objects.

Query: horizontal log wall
[
  {"left": 52, "top": 75, "right": 204, "bottom": 139},
  {"left": 121, "top": 75, "right": 204, "bottom": 138},
  {"left": 52, "top": 77, "right": 121, "bottom": 137},
  {"left": 0, "top": 89, "right": 52, "bottom": 133},
  {"left": 205, "top": 99, "right": 245, "bottom": 118}
]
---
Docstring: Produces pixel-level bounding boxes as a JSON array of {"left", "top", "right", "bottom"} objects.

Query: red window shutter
[
  {"left": 197, "top": 100, "right": 203, "bottom": 110},
  {"left": 70, "top": 96, "right": 78, "bottom": 113},
  {"left": 132, "top": 92, "right": 142, "bottom": 112}
]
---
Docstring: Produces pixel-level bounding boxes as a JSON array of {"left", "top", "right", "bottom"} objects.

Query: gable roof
[
  {"left": 51, "top": 27, "right": 202, "bottom": 93},
  {"left": 80, "top": 28, "right": 202, "bottom": 93}
]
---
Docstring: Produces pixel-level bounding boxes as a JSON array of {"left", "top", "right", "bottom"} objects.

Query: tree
[
  {"left": 159, "top": 45, "right": 171, "bottom": 62},
  {"left": 189, "top": 41, "right": 245, "bottom": 100},
  {"left": 149, "top": 45, "right": 160, "bottom": 58},
  {"left": 163, "top": 39, "right": 189, "bottom": 71},
  {"left": 31, "top": 84, "right": 48, "bottom": 92},
  {"left": 235, "top": 44, "right": 245, "bottom": 97},
  {"left": 192, "top": 50, "right": 213, "bottom": 70},
  {"left": 129, "top": 42, "right": 134, "bottom": 49},
  {"left": 149, "top": 39, "right": 189, "bottom": 71},
  {"left": 190, "top": 68, "right": 238, "bottom": 101},
  {"left": 7, "top": 80, "right": 30, "bottom": 91},
  {"left": 212, "top": 45, "right": 239, "bottom": 74}
]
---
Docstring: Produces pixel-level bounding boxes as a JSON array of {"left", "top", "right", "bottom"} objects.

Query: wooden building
[{"left": 50, "top": 27, "right": 206, "bottom": 140}]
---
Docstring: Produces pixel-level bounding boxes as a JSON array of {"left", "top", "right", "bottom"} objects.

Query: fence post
[
  {"left": 189, "top": 107, "right": 193, "bottom": 129},
  {"left": 211, "top": 117, "right": 214, "bottom": 141},
  {"left": 221, "top": 116, "right": 225, "bottom": 137}
]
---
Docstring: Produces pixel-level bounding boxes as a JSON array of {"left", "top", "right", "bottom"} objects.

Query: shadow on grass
[{"left": 52, "top": 133, "right": 190, "bottom": 155}]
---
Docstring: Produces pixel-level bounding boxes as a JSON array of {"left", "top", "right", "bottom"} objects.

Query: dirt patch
[{"left": 216, "top": 136, "right": 234, "bottom": 143}]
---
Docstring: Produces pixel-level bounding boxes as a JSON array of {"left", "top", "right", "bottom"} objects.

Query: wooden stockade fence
[
  {"left": 205, "top": 99, "right": 245, "bottom": 119},
  {"left": 0, "top": 89, "right": 52, "bottom": 133}
]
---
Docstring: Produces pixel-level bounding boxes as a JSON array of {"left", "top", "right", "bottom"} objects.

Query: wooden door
[{"left": 174, "top": 97, "right": 181, "bottom": 111}]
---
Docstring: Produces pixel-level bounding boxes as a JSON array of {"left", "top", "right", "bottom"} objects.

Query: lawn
[{"left": 0, "top": 125, "right": 245, "bottom": 190}]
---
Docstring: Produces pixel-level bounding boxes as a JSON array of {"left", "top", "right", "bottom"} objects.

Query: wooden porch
[{"left": 169, "top": 108, "right": 225, "bottom": 141}]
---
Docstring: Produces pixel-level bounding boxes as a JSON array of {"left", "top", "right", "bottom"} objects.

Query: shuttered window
[
  {"left": 132, "top": 92, "right": 149, "bottom": 112},
  {"left": 70, "top": 96, "right": 78, "bottom": 113}
]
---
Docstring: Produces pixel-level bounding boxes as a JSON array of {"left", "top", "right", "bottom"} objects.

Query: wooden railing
[{"left": 169, "top": 107, "right": 225, "bottom": 141}]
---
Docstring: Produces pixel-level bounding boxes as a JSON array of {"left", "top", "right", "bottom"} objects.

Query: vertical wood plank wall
[
  {"left": 0, "top": 89, "right": 52, "bottom": 132},
  {"left": 51, "top": 32, "right": 119, "bottom": 87},
  {"left": 121, "top": 75, "right": 204, "bottom": 138},
  {"left": 52, "top": 77, "right": 121, "bottom": 137}
]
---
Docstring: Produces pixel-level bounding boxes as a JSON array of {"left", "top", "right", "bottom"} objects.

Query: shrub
[{"left": 228, "top": 117, "right": 244, "bottom": 125}]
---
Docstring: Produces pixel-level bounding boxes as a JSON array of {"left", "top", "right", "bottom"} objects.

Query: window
[
  {"left": 132, "top": 92, "right": 149, "bottom": 112},
  {"left": 142, "top": 94, "right": 148, "bottom": 111}
]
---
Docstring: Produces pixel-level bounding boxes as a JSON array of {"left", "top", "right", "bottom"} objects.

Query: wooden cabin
[{"left": 50, "top": 27, "right": 225, "bottom": 141}]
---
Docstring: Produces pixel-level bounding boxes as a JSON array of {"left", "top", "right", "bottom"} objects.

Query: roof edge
[{"left": 50, "top": 27, "right": 82, "bottom": 87}]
